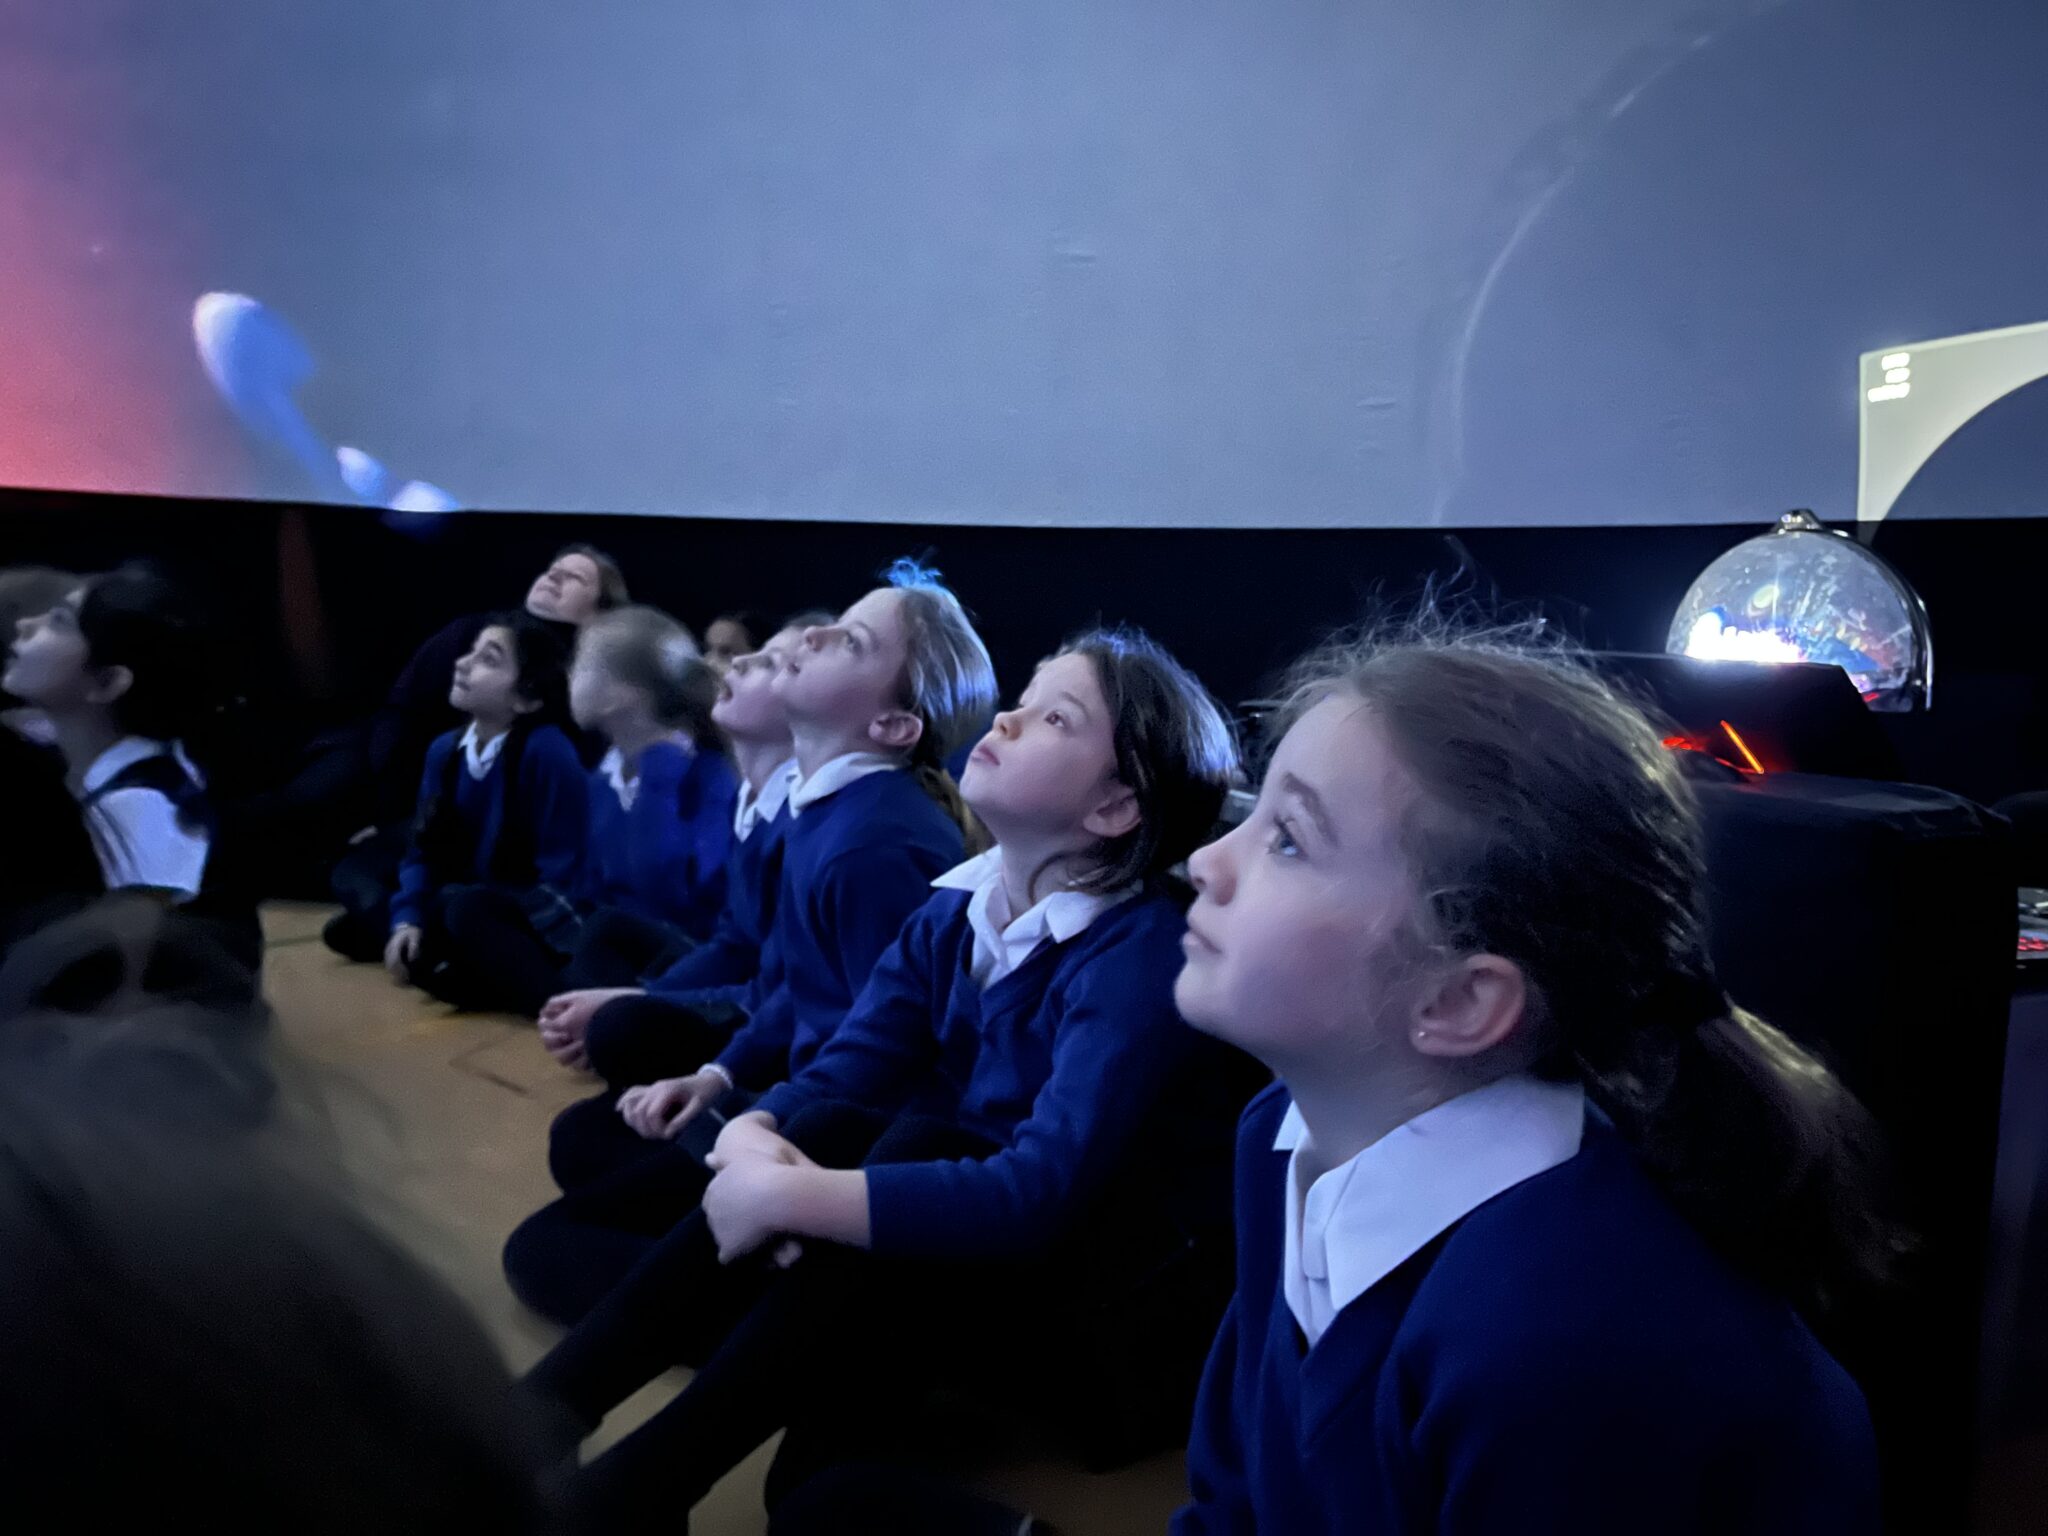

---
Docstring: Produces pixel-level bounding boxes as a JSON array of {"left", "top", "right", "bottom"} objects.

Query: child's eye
[
  {"left": 1266, "top": 815, "right": 1302, "bottom": 858},
  {"left": 1046, "top": 710, "right": 1066, "bottom": 728}
]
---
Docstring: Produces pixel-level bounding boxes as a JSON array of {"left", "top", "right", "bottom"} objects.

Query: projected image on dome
[{"left": 2, "top": 2, "right": 2046, "bottom": 527}]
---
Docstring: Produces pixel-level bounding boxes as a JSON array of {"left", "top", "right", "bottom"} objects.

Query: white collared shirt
[
  {"left": 459, "top": 722, "right": 509, "bottom": 781},
  {"left": 1276, "top": 1075, "right": 1586, "bottom": 1347},
  {"left": 787, "top": 751, "right": 897, "bottom": 816},
  {"left": 734, "top": 757, "right": 799, "bottom": 840},
  {"left": 600, "top": 733, "right": 696, "bottom": 812},
  {"left": 79, "top": 736, "right": 210, "bottom": 899},
  {"left": 930, "top": 847, "right": 1135, "bottom": 987}
]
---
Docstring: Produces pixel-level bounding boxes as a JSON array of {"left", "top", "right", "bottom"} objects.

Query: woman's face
[{"left": 525, "top": 554, "right": 604, "bottom": 626}]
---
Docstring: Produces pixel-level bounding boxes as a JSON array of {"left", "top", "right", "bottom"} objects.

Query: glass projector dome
[{"left": 1667, "top": 510, "right": 1932, "bottom": 712}]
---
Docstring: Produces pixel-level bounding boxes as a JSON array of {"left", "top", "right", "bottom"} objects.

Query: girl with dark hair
[
  {"left": 434, "top": 606, "right": 737, "bottom": 1016},
  {"left": 522, "top": 625, "right": 1245, "bottom": 1532},
  {"left": 325, "top": 613, "right": 589, "bottom": 1002},
  {"left": 4, "top": 569, "right": 221, "bottom": 900},
  {"left": 1172, "top": 626, "right": 1887, "bottom": 1534}
]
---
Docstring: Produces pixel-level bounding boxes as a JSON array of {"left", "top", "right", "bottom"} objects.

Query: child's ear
[
  {"left": 84, "top": 665, "right": 134, "bottom": 709},
  {"left": 1083, "top": 783, "right": 1140, "bottom": 841},
  {"left": 510, "top": 692, "right": 543, "bottom": 717},
  {"left": 867, "top": 709, "right": 924, "bottom": 754},
  {"left": 1410, "top": 955, "right": 1527, "bottom": 1060}
]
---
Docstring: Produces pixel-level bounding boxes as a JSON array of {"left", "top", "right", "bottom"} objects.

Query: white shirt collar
[
  {"left": 80, "top": 736, "right": 201, "bottom": 794},
  {"left": 1275, "top": 1076, "right": 1585, "bottom": 1347},
  {"left": 599, "top": 747, "right": 636, "bottom": 811},
  {"left": 735, "top": 757, "right": 800, "bottom": 840},
  {"left": 601, "top": 733, "right": 696, "bottom": 812},
  {"left": 931, "top": 847, "right": 1135, "bottom": 987},
  {"left": 459, "top": 722, "right": 509, "bottom": 781},
  {"left": 787, "top": 752, "right": 897, "bottom": 815}
]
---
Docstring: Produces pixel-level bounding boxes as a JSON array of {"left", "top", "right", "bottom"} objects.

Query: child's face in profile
[
  {"left": 713, "top": 627, "right": 801, "bottom": 742},
  {"left": 450, "top": 625, "right": 535, "bottom": 724},
  {"left": 567, "top": 639, "right": 627, "bottom": 733},
  {"left": 772, "top": 590, "right": 914, "bottom": 744},
  {"left": 1176, "top": 696, "right": 1421, "bottom": 1071},
  {"left": 526, "top": 554, "right": 602, "bottom": 626},
  {"left": 3, "top": 593, "right": 96, "bottom": 712},
  {"left": 960, "top": 652, "right": 1122, "bottom": 842}
]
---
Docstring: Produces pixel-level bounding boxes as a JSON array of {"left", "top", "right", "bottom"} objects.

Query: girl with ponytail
[
  {"left": 594, "top": 561, "right": 996, "bottom": 1150},
  {"left": 1172, "top": 622, "right": 1889, "bottom": 1536}
]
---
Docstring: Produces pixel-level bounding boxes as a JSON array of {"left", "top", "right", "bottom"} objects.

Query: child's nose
[{"left": 1187, "top": 828, "right": 1235, "bottom": 900}]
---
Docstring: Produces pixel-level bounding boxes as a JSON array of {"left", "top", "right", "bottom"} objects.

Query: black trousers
[
  {"left": 570, "top": 907, "right": 694, "bottom": 990},
  {"left": 421, "top": 885, "right": 560, "bottom": 1014},
  {"left": 322, "top": 827, "right": 407, "bottom": 962},
  {"left": 582, "top": 991, "right": 739, "bottom": 1091},
  {"left": 768, "top": 1464, "right": 1041, "bottom": 1536},
  {"left": 526, "top": 1104, "right": 1003, "bottom": 1536},
  {"left": 500, "top": 997, "right": 749, "bottom": 1327},
  {"left": 435, "top": 895, "right": 700, "bottom": 1018}
]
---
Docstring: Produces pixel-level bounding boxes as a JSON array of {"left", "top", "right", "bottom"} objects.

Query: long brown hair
[
  {"left": 881, "top": 559, "right": 998, "bottom": 851},
  {"left": 1051, "top": 626, "right": 1239, "bottom": 895},
  {"left": 1276, "top": 620, "right": 1906, "bottom": 1324}
]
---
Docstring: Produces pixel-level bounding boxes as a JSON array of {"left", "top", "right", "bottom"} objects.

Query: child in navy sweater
[
  {"left": 525, "top": 627, "right": 1243, "bottom": 1532},
  {"left": 5, "top": 569, "right": 220, "bottom": 903},
  {"left": 532, "top": 615, "right": 824, "bottom": 1091},
  {"left": 501, "top": 571, "right": 993, "bottom": 1324},
  {"left": 1171, "top": 632, "right": 1889, "bottom": 1535},
  {"left": 433, "top": 606, "right": 736, "bottom": 1017},
  {"left": 375, "top": 613, "right": 589, "bottom": 1006}
]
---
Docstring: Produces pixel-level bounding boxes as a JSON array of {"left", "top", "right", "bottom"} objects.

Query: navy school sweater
[
  {"left": 713, "top": 769, "right": 963, "bottom": 1088},
  {"left": 581, "top": 743, "right": 737, "bottom": 943},
  {"left": 391, "top": 724, "right": 589, "bottom": 931},
  {"left": 753, "top": 886, "right": 1197, "bottom": 1259},
  {"left": 644, "top": 790, "right": 794, "bottom": 1007},
  {"left": 1175, "top": 1084, "right": 1880, "bottom": 1536}
]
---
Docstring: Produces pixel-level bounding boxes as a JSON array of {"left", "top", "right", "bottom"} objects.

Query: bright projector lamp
[{"left": 1667, "top": 510, "right": 1931, "bottom": 712}]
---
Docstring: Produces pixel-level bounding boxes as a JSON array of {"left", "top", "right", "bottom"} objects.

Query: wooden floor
[{"left": 261, "top": 903, "right": 1187, "bottom": 1535}]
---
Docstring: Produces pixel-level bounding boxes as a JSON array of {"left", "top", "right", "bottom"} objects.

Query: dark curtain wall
[{"left": 0, "top": 491, "right": 2027, "bottom": 804}]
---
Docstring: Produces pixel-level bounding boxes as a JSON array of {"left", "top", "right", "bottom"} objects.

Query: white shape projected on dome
[{"left": 1667, "top": 511, "right": 1929, "bottom": 711}]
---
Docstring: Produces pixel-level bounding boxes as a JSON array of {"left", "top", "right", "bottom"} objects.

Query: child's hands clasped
[
  {"left": 536, "top": 986, "right": 639, "bottom": 1069},
  {"left": 706, "top": 1112, "right": 807, "bottom": 1172},
  {"left": 616, "top": 1070, "right": 726, "bottom": 1140}
]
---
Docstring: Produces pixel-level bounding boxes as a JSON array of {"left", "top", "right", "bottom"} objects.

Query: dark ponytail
[
  {"left": 1051, "top": 627, "right": 1239, "bottom": 896},
  {"left": 1276, "top": 624, "right": 1908, "bottom": 1325},
  {"left": 880, "top": 560, "right": 998, "bottom": 852}
]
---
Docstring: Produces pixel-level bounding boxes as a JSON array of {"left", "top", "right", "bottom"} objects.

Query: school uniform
[
  {"left": 437, "top": 739, "right": 739, "bottom": 1017},
  {"left": 708, "top": 756, "right": 964, "bottom": 1090},
  {"left": 507, "top": 757, "right": 957, "bottom": 1324},
  {"left": 76, "top": 737, "right": 212, "bottom": 899},
  {"left": 581, "top": 740, "right": 738, "bottom": 943},
  {"left": 753, "top": 848, "right": 1190, "bottom": 1255},
  {"left": 1174, "top": 1080, "right": 1881, "bottom": 1536},
  {"left": 555, "top": 758, "right": 799, "bottom": 1112},
  {"left": 377, "top": 722, "right": 588, "bottom": 1004},
  {"left": 527, "top": 850, "right": 1211, "bottom": 1530}
]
